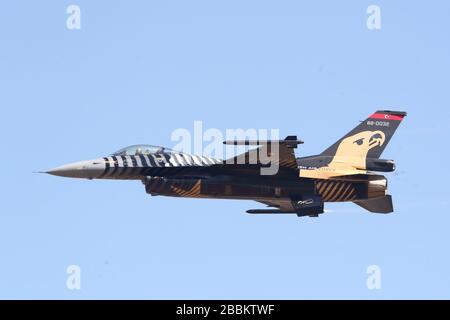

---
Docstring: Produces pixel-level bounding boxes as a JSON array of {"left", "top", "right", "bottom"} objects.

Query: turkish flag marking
[{"left": 370, "top": 113, "right": 404, "bottom": 121}]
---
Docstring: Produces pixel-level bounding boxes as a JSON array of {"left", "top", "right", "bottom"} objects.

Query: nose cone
[{"left": 46, "top": 159, "right": 106, "bottom": 179}]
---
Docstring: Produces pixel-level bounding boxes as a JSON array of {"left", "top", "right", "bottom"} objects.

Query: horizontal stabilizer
[{"left": 353, "top": 195, "right": 393, "bottom": 213}]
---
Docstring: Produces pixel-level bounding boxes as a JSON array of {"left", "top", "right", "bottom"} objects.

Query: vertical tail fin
[{"left": 320, "top": 110, "right": 407, "bottom": 165}]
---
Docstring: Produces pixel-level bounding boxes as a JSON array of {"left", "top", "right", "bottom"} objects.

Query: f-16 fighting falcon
[{"left": 46, "top": 110, "right": 406, "bottom": 217}]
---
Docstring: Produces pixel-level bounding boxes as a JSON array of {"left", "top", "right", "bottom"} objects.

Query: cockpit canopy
[{"left": 111, "top": 144, "right": 175, "bottom": 156}]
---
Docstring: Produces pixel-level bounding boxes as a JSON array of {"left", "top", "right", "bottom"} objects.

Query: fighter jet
[{"left": 46, "top": 110, "right": 406, "bottom": 217}]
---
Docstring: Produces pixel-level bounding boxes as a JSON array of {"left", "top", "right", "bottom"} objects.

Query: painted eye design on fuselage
[{"left": 353, "top": 138, "right": 364, "bottom": 146}]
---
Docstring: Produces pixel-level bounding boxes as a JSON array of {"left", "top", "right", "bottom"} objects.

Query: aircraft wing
[{"left": 224, "top": 136, "right": 302, "bottom": 172}]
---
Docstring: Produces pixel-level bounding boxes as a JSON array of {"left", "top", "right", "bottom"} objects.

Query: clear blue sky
[{"left": 0, "top": 1, "right": 449, "bottom": 299}]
